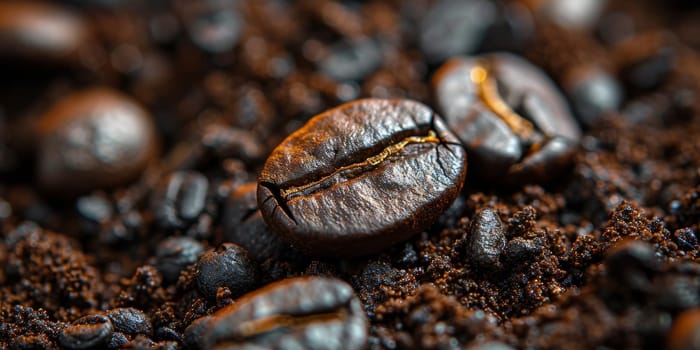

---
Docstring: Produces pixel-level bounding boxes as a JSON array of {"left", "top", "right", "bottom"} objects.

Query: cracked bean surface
[{"left": 257, "top": 98, "right": 467, "bottom": 256}]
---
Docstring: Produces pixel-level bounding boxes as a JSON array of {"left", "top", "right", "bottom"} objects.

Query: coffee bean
[
  {"left": 195, "top": 243, "right": 258, "bottom": 299},
  {"left": 478, "top": 2, "right": 534, "bottom": 53},
  {"left": 616, "top": 31, "right": 676, "bottom": 92},
  {"left": 36, "top": 88, "right": 158, "bottom": 196},
  {"left": 536, "top": 0, "right": 606, "bottom": 29},
  {"left": 564, "top": 67, "right": 623, "bottom": 126},
  {"left": 59, "top": 314, "right": 114, "bottom": 349},
  {"left": 107, "top": 308, "right": 152, "bottom": 335},
  {"left": 604, "top": 239, "right": 658, "bottom": 292},
  {"left": 654, "top": 275, "right": 700, "bottom": 311},
  {"left": 257, "top": 98, "right": 467, "bottom": 256},
  {"left": 319, "top": 37, "right": 382, "bottom": 81},
  {"left": 667, "top": 308, "right": 700, "bottom": 350},
  {"left": 223, "top": 182, "right": 294, "bottom": 261},
  {"left": 433, "top": 53, "right": 581, "bottom": 185},
  {"left": 152, "top": 171, "right": 209, "bottom": 229},
  {"left": 466, "top": 208, "right": 506, "bottom": 271},
  {"left": 76, "top": 193, "right": 113, "bottom": 224},
  {"left": 419, "top": 0, "right": 497, "bottom": 63},
  {"left": 192, "top": 276, "right": 367, "bottom": 349},
  {"left": 0, "top": 2, "right": 91, "bottom": 65},
  {"left": 155, "top": 236, "right": 204, "bottom": 283},
  {"left": 178, "top": 1, "right": 242, "bottom": 54},
  {"left": 504, "top": 237, "right": 541, "bottom": 263}
]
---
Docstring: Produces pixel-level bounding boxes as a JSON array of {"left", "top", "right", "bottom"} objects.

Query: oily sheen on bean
[{"left": 257, "top": 98, "right": 467, "bottom": 256}]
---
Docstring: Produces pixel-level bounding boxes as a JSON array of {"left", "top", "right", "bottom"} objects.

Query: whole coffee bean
[
  {"left": 178, "top": 1, "right": 242, "bottom": 54},
  {"left": 257, "top": 98, "right": 467, "bottom": 256},
  {"left": 152, "top": 171, "right": 209, "bottom": 229},
  {"left": 223, "top": 182, "right": 294, "bottom": 261},
  {"left": 466, "top": 208, "right": 506, "bottom": 271},
  {"left": 59, "top": 314, "right": 114, "bottom": 349},
  {"left": 535, "top": 0, "right": 606, "bottom": 29},
  {"left": 195, "top": 243, "right": 258, "bottom": 299},
  {"left": 667, "top": 308, "right": 700, "bottom": 350},
  {"left": 36, "top": 88, "right": 158, "bottom": 196},
  {"left": 564, "top": 67, "right": 623, "bottom": 126},
  {"left": 155, "top": 236, "right": 204, "bottom": 283},
  {"left": 319, "top": 37, "right": 382, "bottom": 81},
  {"left": 433, "top": 53, "right": 581, "bottom": 185},
  {"left": 419, "top": 0, "right": 497, "bottom": 64},
  {"left": 193, "top": 276, "right": 367, "bottom": 349},
  {"left": 107, "top": 308, "right": 152, "bottom": 336},
  {"left": 504, "top": 237, "right": 541, "bottom": 263},
  {"left": 604, "top": 239, "right": 658, "bottom": 292},
  {"left": 0, "top": 2, "right": 91, "bottom": 64}
]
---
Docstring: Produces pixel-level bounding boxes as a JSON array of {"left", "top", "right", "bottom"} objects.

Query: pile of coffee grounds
[{"left": 1, "top": 0, "right": 700, "bottom": 349}]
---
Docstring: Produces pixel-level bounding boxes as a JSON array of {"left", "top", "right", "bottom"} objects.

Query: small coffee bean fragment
[
  {"left": 319, "top": 37, "right": 383, "bottom": 81},
  {"left": 604, "top": 239, "right": 658, "bottom": 292},
  {"left": 419, "top": 0, "right": 497, "bottom": 63},
  {"left": 565, "top": 67, "right": 623, "bottom": 126},
  {"left": 195, "top": 243, "right": 258, "bottom": 299},
  {"left": 36, "top": 88, "right": 158, "bottom": 196},
  {"left": 194, "top": 276, "right": 368, "bottom": 350},
  {"left": 59, "top": 314, "right": 114, "bottom": 350},
  {"left": 504, "top": 237, "right": 541, "bottom": 263},
  {"left": 155, "top": 236, "right": 204, "bottom": 283},
  {"left": 106, "top": 308, "right": 152, "bottom": 335},
  {"left": 223, "top": 182, "right": 293, "bottom": 261},
  {"left": 258, "top": 98, "right": 467, "bottom": 256},
  {"left": 667, "top": 308, "right": 700, "bottom": 350},
  {"left": 674, "top": 228, "right": 698, "bottom": 251},
  {"left": 433, "top": 53, "right": 581, "bottom": 185},
  {"left": 177, "top": 1, "right": 242, "bottom": 54},
  {"left": 152, "top": 171, "right": 209, "bottom": 230},
  {"left": 466, "top": 208, "right": 506, "bottom": 271}
]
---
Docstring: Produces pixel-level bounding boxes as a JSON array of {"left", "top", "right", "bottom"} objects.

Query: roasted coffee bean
[
  {"left": 107, "top": 308, "right": 152, "bottom": 336},
  {"left": 178, "top": 1, "right": 242, "bottom": 54},
  {"left": 419, "top": 0, "right": 497, "bottom": 63},
  {"left": 654, "top": 275, "right": 700, "bottom": 311},
  {"left": 667, "top": 308, "right": 700, "bottom": 350},
  {"left": 152, "top": 171, "right": 209, "bottom": 229},
  {"left": 76, "top": 193, "right": 113, "bottom": 224},
  {"left": 319, "top": 37, "right": 383, "bottom": 81},
  {"left": 59, "top": 314, "right": 114, "bottom": 349},
  {"left": 155, "top": 236, "right": 204, "bottom": 283},
  {"left": 478, "top": 2, "right": 534, "bottom": 53},
  {"left": 564, "top": 67, "right": 623, "bottom": 126},
  {"left": 504, "top": 237, "right": 541, "bottom": 263},
  {"left": 604, "top": 239, "right": 658, "bottom": 292},
  {"left": 535, "top": 0, "right": 606, "bottom": 29},
  {"left": 195, "top": 243, "right": 258, "bottom": 299},
  {"left": 257, "top": 98, "right": 467, "bottom": 256},
  {"left": 616, "top": 31, "right": 676, "bottom": 92},
  {"left": 36, "top": 88, "right": 158, "bottom": 196},
  {"left": 0, "top": 2, "right": 91, "bottom": 64},
  {"left": 466, "top": 208, "right": 506, "bottom": 271},
  {"left": 191, "top": 276, "right": 367, "bottom": 349},
  {"left": 433, "top": 53, "right": 581, "bottom": 185},
  {"left": 223, "top": 182, "right": 293, "bottom": 261}
]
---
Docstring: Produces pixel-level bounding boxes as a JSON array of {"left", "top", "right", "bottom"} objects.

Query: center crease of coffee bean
[
  {"left": 233, "top": 309, "right": 349, "bottom": 339},
  {"left": 471, "top": 64, "right": 550, "bottom": 157},
  {"left": 279, "top": 130, "right": 441, "bottom": 199}
]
